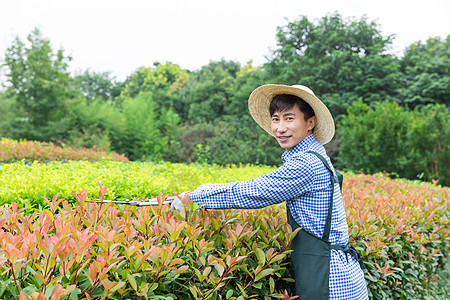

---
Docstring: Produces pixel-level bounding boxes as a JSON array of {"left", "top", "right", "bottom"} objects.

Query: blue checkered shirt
[{"left": 190, "top": 134, "right": 368, "bottom": 299}]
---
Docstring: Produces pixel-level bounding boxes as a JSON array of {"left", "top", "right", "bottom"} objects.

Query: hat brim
[{"left": 248, "top": 84, "right": 335, "bottom": 145}]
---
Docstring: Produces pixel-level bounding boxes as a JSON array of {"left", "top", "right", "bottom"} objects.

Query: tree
[
  {"left": 265, "top": 12, "right": 402, "bottom": 118},
  {"left": 0, "top": 90, "right": 17, "bottom": 137},
  {"left": 225, "top": 63, "right": 269, "bottom": 117},
  {"left": 63, "top": 97, "right": 123, "bottom": 152},
  {"left": 2, "top": 28, "right": 74, "bottom": 141},
  {"left": 119, "top": 62, "right": 190, "bottom": 113},
  {"left": 166, "top": 62, "right": 284, "bottom": 165},
  {"left": 398, "top": 35, "right": 450, "bottom": 108},
  {"left": 73, "top": 69, "right": 123, "bottom": 104},
  {"left": 181, "top": 59, "right": 241, "bottom": 123},
  {"left": 120, "top": 92, "right": 165, "bottom": 160},
  {"left": 337, "top": 100, "right": 410, "bottom": 173}
]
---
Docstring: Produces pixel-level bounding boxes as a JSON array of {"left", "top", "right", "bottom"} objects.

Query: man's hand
[
  {"left": 195, "top": 183, "right": 215, "bottom": 192},
  {"left": 171, "top": 191, "right": 190, "bottom": 213},
  {"left": 171, "top": 183, "right": 214, "bottom": 213}
]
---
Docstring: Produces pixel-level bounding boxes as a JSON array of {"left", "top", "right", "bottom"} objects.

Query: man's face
[{"left": 270, "top": 103, "right": 316, "bottom": 152}]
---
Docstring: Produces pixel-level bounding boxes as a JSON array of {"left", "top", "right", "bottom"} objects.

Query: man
[{"left": 172, "top": 84, "right": 368, "bottom": 299}]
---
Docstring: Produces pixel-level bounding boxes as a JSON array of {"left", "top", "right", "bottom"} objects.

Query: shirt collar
[{"left": 281, "top": 134, "right": 316, "bottom": 163}]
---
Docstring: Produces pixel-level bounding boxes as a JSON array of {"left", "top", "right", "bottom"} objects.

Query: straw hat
[{"left": 248, "top": 84, "right": 335, "bottom": 145}]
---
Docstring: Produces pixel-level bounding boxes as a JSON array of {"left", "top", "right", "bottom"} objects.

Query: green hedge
[
  {"left": 0, "top": 160, "right": 276, "bottom": 209},
  {"left": 338, "top": 101, "right": 449, "bottom": 185}
]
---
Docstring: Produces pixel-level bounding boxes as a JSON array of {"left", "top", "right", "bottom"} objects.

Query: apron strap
[{"left": 305, "top": 151, "right": 337, "bottom": 242}]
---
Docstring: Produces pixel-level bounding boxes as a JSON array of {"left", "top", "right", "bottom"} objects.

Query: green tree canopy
[
  {"left": 119, "top": 62, "right": 190, "bottom": 113},
  {"left": 73, "top": 69, "right": 123, "bottom": 104},
  {"left": 181, "top": 59, "right": 241, "bottom": 123},
  {"left": 265, "top": 12, "right": 402, "bottom": 117},
  {"left": 225, "top": 63, "right": 269, "bottom": 118},
  {"left": 2, "top": 28, "right": 74, "bottom": 141},
  {"left": 398, "top": 35, "right": 450, "bottom": 108},
  {"left": 120, "top": 92, "right": 163, "bottom": 160}
]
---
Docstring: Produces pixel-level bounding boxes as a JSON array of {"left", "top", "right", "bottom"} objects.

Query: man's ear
[{"left": 308, "top": 116, "right": 317, "bottom": 131}]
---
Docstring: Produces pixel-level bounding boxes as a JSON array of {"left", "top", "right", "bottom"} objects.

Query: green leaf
[
  {"left": 189, "top": 286, "right": 198, "bottom": 298},
  {"left": 0, "top": 280, "right": 10, "bottom": 297},
  {"left": 44, "top": 284, "right": 56, "bottom": 299},
  {"left": 6, "top": 283, "right": 18, "bottom": 298},
  {"left": 253, "top": 282, "right": 263, "bottom": 289},
  {"left": 269, "top": 276, "right": 275, "bottom": 292},
  {"left": 110, "top": 281, "right": 126, "bottom": 293},
  {"left": 148, "top": 283, "right": 158, "bottom": 293},
  {"left": 215, "top": 263, "right": 225, "bottom": 277},
  {"left": 254, "top": 268, "right": 274, "bottom": 282},
  {"left": 255, "top": 248, "right": 266, "bottom": 266},
  {"left": 21, "top": 285, "right": 39, "bottom": 295},
  {"left": 127, "top": 273, "right": 137, "bottom": 291},
  {"left": 203, "top": 266, "right": 212, "bottom": 277},
  {"left": 68, "top": 288, "right": 82, "bottom": 300},
  {"left": 269, "top": 254, "right": 285, "bottom": 264}
]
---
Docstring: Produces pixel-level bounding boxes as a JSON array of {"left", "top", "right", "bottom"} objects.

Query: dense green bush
[
  {"left": 64, "top": 98, "right": 123, "bottom": 152},
  {"left": 65, "top": 93, "right": 181, "bottom": 162},
  {"left": 338, "top": 100, "right": 449, "bottom": 185}
]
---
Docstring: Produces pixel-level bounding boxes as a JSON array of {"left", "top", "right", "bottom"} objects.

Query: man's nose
[{"left": 276, "top": 121, "right": 287, "bottom": 132}]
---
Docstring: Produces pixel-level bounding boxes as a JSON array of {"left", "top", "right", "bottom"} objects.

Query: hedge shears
[{"left": 87, "top": 197, "right": 175, "bottom": 206}]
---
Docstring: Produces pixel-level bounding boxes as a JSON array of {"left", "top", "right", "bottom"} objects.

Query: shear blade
[{"left": 87, "top": 197, "right": 174, "bottom": 206}]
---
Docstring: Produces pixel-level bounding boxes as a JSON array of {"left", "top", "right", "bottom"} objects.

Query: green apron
[{"left": 287, "top": 151, "right": 365, "bottom": 299}]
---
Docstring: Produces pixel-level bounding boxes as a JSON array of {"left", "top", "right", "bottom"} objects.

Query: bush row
[
  {"left": 0, "top": 138, "right": 129, "bottom": 164},
  {"left": 0, "top": 170, "right": 448, "bottom": 299},
  {"left": 343, "top": 173, "right": 449, "bottom": 298},
  {"left": 1, "top": 190, "right": 298, "bottom": 299},
  {"left": 0, "top": 160, "right": 276, "bottom": 209}
]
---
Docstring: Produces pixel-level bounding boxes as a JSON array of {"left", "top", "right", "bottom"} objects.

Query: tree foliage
[
  {"left": 73, "top": 69, "right": 123, "bottom": 104},
  {"left": 0, "top": 91, "right": 16, "bottom": 137},
  {"left": 120, "top": 92, "right": 163, "bottom": 160},
  {"left": 181, "top": 59, "right": 241, "bottom": 122},
  {"left": 398, "top": 35, "right": 450, "bottom": 108},
  {"left": 338, "top": 100, "right": 449, "bottom": 185},
  {"left": 119, "top": 62, "right": 190, "bottom": 112},
  {"left": 265, "top": 13, "right": 402, "bottom": 117},
  {"left": 2, "top": 28, "right": 74, "bottom": 141}
]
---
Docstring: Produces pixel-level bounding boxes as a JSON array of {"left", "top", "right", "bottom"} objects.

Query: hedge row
[
  {"left": 1, "top": 190, "right": 297, "bottom": 300},
  {"left": 343, "top": 173, "right": 449, "bottom": 298},
  {"left": 0, "top": 171, "right": 448, "bottom": 299},
  {"left": 0, "top": 138, "right": 129, "bottom": 163},
  {"left": 0, "top": 160, "right": 276, "bottom": 209}
]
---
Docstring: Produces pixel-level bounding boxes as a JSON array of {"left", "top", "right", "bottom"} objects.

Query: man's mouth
[{"left": 277, "top": 136, "right": 291, "bottom": 142}]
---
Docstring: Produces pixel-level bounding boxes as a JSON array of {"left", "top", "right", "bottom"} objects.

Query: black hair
[{"left": 269, "top": 94, "right": 315, "bottom": 121}]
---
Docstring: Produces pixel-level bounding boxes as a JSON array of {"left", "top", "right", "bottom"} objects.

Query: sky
[{"left": 1, "top": 0, "right": 449, "bottom": 81}]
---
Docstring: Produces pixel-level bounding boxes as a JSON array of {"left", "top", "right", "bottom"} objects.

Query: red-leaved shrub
[{"left": 0, "top": 139, "right": 128, "bottom": 163}]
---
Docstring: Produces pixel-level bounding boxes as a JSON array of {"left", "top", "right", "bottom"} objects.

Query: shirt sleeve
[{"left": 189, "top": 156, "right": 316, "bottom": 209}]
